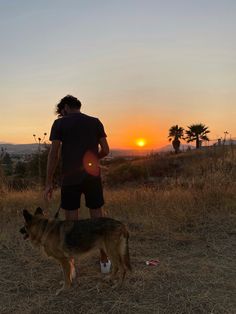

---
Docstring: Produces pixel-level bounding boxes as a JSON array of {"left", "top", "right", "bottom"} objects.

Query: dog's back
[
  {"left": 63, "top": 217, "right": 131, "bottom": 272},
  {"left": 64, "top": 217, "right": 124, "bottom": 251}
]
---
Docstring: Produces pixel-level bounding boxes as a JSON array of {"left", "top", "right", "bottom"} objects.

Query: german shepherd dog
[{"left": 20, "top": 208, "right": 131, "bottom": 295}]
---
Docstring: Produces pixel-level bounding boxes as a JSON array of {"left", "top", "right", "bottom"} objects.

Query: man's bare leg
[{"left": 89, "top": 208, "right": 108, "bottom": 263}]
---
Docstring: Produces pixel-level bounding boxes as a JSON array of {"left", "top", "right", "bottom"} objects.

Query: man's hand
[
  {"left": 44, "top": 184, "right": 53, "bottom": 201},
  {"left": 98, "top": 137, "right": 109, "bottom": 159},
  {"left": 45, "top": 140, "right": 61, "bottom": 201}
]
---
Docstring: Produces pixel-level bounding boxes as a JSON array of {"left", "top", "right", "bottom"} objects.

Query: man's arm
[
  {"left": 98, "top": 137, "right": 109, "bottom": 159},
  {"left": 44, "top": 140, "right": 61, "bottom": 200}
]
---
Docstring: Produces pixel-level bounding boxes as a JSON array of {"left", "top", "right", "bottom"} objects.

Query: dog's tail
[{"left": 120, "top": 227, "right": 132, "bottom": 271}]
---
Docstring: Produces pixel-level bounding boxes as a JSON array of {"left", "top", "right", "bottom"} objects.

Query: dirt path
[{"left": 1, "top": 220, "right": 235, "bottom": 314}]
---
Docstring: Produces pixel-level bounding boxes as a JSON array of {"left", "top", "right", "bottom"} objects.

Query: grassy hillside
[
  {"left": 0, "top": 146, "right": 235, "bottom": 313},
  {"left": 105, "top": 146, "right": 236, "bottom": 186}
]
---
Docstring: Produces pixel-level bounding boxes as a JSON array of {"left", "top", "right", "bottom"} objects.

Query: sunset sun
[{"left": 136, "top": 138, "right": 147, "bottom": 147}]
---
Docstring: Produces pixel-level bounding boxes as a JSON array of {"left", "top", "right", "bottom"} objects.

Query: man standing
[{"left": 44, "top": 95, "right": 110, "bottom": 272}]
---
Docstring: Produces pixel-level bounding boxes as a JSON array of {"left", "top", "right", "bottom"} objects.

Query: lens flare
[{"left": 83, "top": 151, "right": 100, "bottom": 176}]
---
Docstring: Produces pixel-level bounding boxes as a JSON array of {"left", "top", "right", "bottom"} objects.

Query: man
[{"left": 44, "top": 95, "right": 110, "bottom": 272}]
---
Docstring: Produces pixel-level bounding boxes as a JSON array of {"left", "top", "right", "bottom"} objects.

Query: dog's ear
[
  {"left": 34, "top": 207, "right": 44, "bottom": 216},
  {"left": 23, "top": 209, "right": 32, "bottom": 222}
]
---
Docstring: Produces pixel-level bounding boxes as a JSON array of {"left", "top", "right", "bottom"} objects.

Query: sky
[{"left": 0, "top": 0, "right": 235, "bottom": 149}]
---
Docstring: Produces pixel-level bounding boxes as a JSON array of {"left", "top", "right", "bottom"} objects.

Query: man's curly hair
[{"left": 56, "top": 95, "right": 82, "bottom": 117}]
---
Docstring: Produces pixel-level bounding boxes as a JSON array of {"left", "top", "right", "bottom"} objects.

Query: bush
[{"left": 106, "top": 161, "right": 148, "bottom": 186}]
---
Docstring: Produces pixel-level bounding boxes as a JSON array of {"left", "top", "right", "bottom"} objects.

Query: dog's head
[{"left": 20, "top": 207, "right": 44, "bottom": 240}]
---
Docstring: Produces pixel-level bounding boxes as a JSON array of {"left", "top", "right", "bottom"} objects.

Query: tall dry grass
[
  {"left": 105, "top": 146, "right": 236, "bottom": 236},
  {"left": 0, "top": 146, "right": 236, "bottom": 314},
  {"left": 1, "top": 146, "right": 235, "bottom": 238}
]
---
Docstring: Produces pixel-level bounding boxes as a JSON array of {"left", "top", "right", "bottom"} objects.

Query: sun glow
[{"left": 136, "top": 138, "right": 147, "bottom": 147}]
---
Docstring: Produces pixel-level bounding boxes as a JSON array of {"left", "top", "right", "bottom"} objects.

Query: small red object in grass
[{"left": 145, "top": 259, "right": 160, "bottom": 266}]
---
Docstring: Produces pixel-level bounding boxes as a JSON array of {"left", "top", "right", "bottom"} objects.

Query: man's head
[{"left": 56, "top": 95, "right": 82, "bottom": 117}]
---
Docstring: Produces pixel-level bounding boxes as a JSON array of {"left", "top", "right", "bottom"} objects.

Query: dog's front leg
[
  {"left": 56, "top": 258, "right": 72, "bottom": 295},
  {"left": 69, "top": 258, "right": 77, "bottom": 282}
]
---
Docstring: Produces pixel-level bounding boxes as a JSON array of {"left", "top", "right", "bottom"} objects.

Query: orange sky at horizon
[
  {"left": 0, "top": 94, "right": 235, "bottom": 149},
  {"left": 0, "top": 118, "right": 168, "bottom": 149},
  {"left": 0, "top": 106, "right": 169, "bottom": 149},
  {"left": 0, "top": 90, "right": 235, "bottom": 149},
  {"left": 1, "top": 109, "right": 233, "bottom": 150}
]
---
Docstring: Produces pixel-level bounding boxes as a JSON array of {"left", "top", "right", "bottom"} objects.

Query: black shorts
[{"left": 61, "top": 175, "right": 104, "bottom": 210}]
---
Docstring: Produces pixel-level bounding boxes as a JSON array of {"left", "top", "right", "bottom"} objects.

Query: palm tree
[
  {"left": 185, "top": 123, "right": 210, "bottom": 149},
  {"left": 168, "top": 125, "right": 184, "bottom": 154}
]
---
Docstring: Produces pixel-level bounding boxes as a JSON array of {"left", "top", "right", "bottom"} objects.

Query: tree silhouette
[
  {"left": 33, "top": 133, "right": 47, "bottom": 186},
  {"left": 14, "top": 161, "right": 27, "bottom": 178},
  {"left": 27, "top": 144, "right": 62, "bottom": 186},
  {"left": 168, "top": 125, "right": 184, "bottom": 154},
  {"left": 1, "top": 152, "right": 13, "bottom": 176},
  {"left": 0, "top": 162, "right": 6, "bottom": 191},
  {"left": 185, "top": 124, "right": 210, "bottom": 149}
]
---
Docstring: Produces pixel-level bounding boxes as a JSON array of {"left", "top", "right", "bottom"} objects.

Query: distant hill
[
  {"left": 157, "top": 143, "right": 194, "bottom": 152},
  {"left": 0, "top": 143, "right": 191, "bottom": 156},
  {"left": 0, "top": 141, "right": 235, "bottom": 156},
  {"left": 1, "top": 144, "right": 156, "bottom": 156},
  {"left": 0, "top": 143, "right": 40, "bottom": 155}
]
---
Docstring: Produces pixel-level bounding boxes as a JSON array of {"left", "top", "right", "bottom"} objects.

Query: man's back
[{"left": 50, "top": 112, "right": 106, "bottom": 185}]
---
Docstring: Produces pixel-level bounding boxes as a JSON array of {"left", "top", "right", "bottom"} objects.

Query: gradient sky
[{"left": 0, "top": 0, "right": 235, "bottom": 148}]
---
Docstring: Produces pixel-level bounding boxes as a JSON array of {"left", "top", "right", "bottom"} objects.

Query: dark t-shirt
[{"left": 49, "top": 112, "right": 107, "bottom": 186}]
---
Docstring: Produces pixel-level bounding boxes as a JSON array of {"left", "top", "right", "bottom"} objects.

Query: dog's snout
[{"left": 20, "top": 226, "right": 29, "bottom": 240}]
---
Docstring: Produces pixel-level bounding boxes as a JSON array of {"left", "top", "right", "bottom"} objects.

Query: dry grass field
[{"left": 0, "top": 147, "right": 236, "bottom": 313}]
